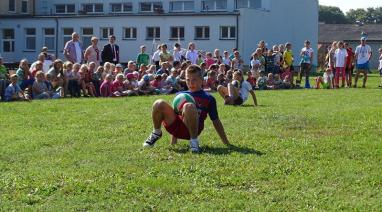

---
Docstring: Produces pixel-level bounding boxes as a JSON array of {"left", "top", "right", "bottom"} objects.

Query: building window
[
  {"left": 63, "top": 28, "right": 74, "bottom": 47},
  {"left": 123, "top": 27, "right": 137, "bottom": 40},
  {"left": 82, "top": 28, "right": 93, "bottom": 48},
  {"left": 170, "top": 1, "right": 194, "bottom": 12},
  {"left": 140, "top": 2, "right": 163, "bottom": 12},
  {"left": 8, "top": 0, "right": 16, "bottom": 12},
  {"left": 43, "top": 28, "right": 55, "bottom": 50},
  {"left": 201, "top": 0, "right": 227, "bottom": 11},
  {"left": 55, "top": 4, "right": 75, "bottom": 14},
  {"left": 82, "top": 3, "right": 103, "bottom": 13},
  {"left": 21, "top": 0, "right": 28, "bottom": 13},
  {"left": 220, "top": 26, "right": 236, "bottom": 39},
  {"left": 236, "top": 0, "right": 262, "bottom": 9},
  {"left": 101, "top": 27, "right": 114, "bottom": 40},
  {"left": 170, "top": 27, "right": 184, "bottom": 40},
  {"left": 110, "top": 3, "right": 133, "bottom": 13},
  {"left": 195, "top": 26, "right": 210, "bottom": 40},
  {"left": 3, "top": 29, "right": 15, "bottom": 52},
  {"left": 146, "top": 27, "right": 160, "bottom": 40},
  {"left": 25, "top": 28, "right": 36, "bottom": 51}
]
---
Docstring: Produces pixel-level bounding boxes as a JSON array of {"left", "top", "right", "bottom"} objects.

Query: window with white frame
[
  {"left": 170, "top": 27, "right": 184, "bottom": 40},
  {"left": 123, "top": 27, "right": 137, "bottom": 39},
  {"left": 25, "top": 28, "right": 36, "bottom": 51},
  {"left": 201, "top": 0, "right": 227, "bottom": 11},
  {"left": 236, "top": 0, "right": 262, "bottom": 9},
  {"left": 55, "top": 4, "right": 75, "bottom": 14},
  {"left": 110, "top": 3, "right": 133, "bottom": 13},
  {"left": 3, "top": 29, "right": 15, "bottom": 52},
  {"left": 195, "top": 26, "right": 210, "bottom": 40},
  {"left": 8, "top": 0, "right": 16, "bottom": 12},
  {"left": 82, "top": 28, "right": 93, "bottom": 47},
  {"left": 220, "top": 26, "right": 236, "bottom": 39},
  {"left": 100, "top": 27, "right": 114, "bottom": 40},
  {"left": 140, "top": 2, "right": 163, "bottom": 12},
  {"left": 21, "top": 0, "right": 28, "bottom": 13},
  {"left": 146, "top": 27, "right": 160, "bottom": 40},
  {"left": 82, "top": 3, "right": 103, "bottom": 13},
  {"left": 170, "top": 1, "right": 194, "bottom": 12},
  {"left": 43, "top": 28, "right": 55, "bottom": 50},
  {"left": 63, "top": 28, "right": 74, "bottom": 47}
]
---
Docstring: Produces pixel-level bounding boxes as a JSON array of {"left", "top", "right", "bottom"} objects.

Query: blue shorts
[{"left": 357, "top": 62, "right": 369, "bottom": 70}]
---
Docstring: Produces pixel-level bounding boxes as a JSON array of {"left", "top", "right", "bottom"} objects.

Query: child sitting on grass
[
  {"left": 204, "top": 71, "right": 218, "bottom": 92},
  {"left": 32, "top": 71, "right": 51, "bottom": 99},
  {"left": 4, "top": 74, "right": 30, "bottom": 101},
  {"left": 315, "top": 68, "right": 333, "bottom": 89},
  {"left": 266, "top": 73, "right": 275, "bottom": 90},
  {"left": 257, "top": 71, "right": 268, "bottom": 90}
]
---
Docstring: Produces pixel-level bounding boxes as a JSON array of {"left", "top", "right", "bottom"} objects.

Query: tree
[
  {"left": 346, "top": 7, "right": 382, "bottom": 24},
  {"left": 319, "top": 5, "right": 349, "bottom": 24}
]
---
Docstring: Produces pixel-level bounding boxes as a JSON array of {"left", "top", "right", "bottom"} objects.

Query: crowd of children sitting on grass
[{"left": 0, "top": 38, "right": 381, "bottom": 102}]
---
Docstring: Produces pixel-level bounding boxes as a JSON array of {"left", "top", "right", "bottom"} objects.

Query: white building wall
[
  {"left": 238, "top": 0, "right": 319, "bottom": 65},
  {"left": 0, "top": 15, "right": 237, "bottom": 63},
  {"left": 1, "top": 0, "right": 319, "bottom": 65}
]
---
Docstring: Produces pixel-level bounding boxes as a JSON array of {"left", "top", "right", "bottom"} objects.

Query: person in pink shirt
[
  {"left": 112, "top": 73, "right": 128, "bottom": 96},
  {"left": 204, "top": 52, "right": 215, "bottom": 68},
  {"left": 334, "top": 41, "right": 348, "bottom": 88},
  {"left": 100, "top": 74, "right": 115, "bottom": 97}
]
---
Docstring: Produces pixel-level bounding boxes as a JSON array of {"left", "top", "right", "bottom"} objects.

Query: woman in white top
[
  {"left": 186, "top": 42, "right": 198, "bottom": 65},
  {"left": 334, "top": 41, "right": 348, "bottom": 88}
]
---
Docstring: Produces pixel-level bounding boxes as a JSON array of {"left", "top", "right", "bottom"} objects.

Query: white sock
[
  {"left": 190, "top": 138, "right": 199, "bottom": 145},
  {"left": 153, "top": 129, "right": 162, "bottom": 135}
]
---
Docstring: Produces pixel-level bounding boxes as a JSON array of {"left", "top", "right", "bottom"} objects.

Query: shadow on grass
[{"left": 170, "top": 144, "right": 264, "bottom": 156}]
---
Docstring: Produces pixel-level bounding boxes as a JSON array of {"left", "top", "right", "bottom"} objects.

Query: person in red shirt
[{"left": 344, "top": 43, "right": 355, "bottom": 87}]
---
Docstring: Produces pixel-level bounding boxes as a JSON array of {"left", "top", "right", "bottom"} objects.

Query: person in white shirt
[
  {"left": 354, "top": 37, "right": 372, "bottom": 88},
  {"left": 63, "top": 32, "right": 83, "bottom": 64},
  {"left": 173, "top": 43, "right": 184, "bottom": 62},
  {"left": 217, "top": 71, "right": 257, "bottom": 106},
  {"left": 186, "top": 42, "right": 198, "bottom": 65},
  {"left": 334, "top": 41, "right": 348, "bottom": 88},
  {"left": 152, "top": 45, "right": 161, "bottom": 69},
  {"left": 299, "top": 40, "right": 314, "bottom": 88}
]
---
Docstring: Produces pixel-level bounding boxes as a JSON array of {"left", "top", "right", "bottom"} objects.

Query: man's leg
[
  {"left": 182, "top": 103, "right": 200, "bottom": 152},
  {"left": 354, "top": 70, "right": 360, "bottom": 87},
  {"left": 143, "top": 99, "right": 176, "bottom": 147},
  {"left": 362, "top": 70, "right": 368, "bottom": 88}
]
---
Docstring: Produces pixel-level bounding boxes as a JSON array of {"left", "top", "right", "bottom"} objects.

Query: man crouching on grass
[{"left": 143, "top": 65, "right": 229, "bottom": 153}]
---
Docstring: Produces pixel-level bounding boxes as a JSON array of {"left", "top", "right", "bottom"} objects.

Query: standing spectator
[
  {"left": 214, "top": 49, "right": 223, "bottom": 64},
  {"left": 334, "top": 41, "right": 348, "bottom": 88},
  {"left": 231, "top": 51, "right": 244, "bottom": 70},
  {"left": 63, "top": 32, "right": 84, "bottom": 64},
  {"left": 273, "top": 45, "right": 282, "bottom": 75},
  {"left": 152, "top": 45, "right": 161, "bottom": 69},
  {"left": 186, "top": 42, "right": 198, "bottom": 64},
  {"left": 159, "top": 44, "right": 173, "bottom": 65},
  {"left": 222, "top": 51, "right": 231, "bottom": 66},
  {"left": 354, "top": 37, "right": 372, "bottom": 88},
  {"left": 136, "top": 45, "right": 150, "bottom": 68},
  {"left": 264, "top": 50, "right": 275, "bottom": 74},
  {"left": 41, "top": 46, "right": 55, "bottom": 70},
  {"left": 344, "top": 42, "right": 355, "bottom": 87},
  {"left": 299, "top": 40, "right": 314, "bottom": 88},
  {"left": 101, "top": 35, "right": 119, "bottom": 65},
  {"left": 173, "top": 43, "right": 184, "bottom": 62},
  {"left": 84, "top": 36, "right": 101, "bottom": 68}
]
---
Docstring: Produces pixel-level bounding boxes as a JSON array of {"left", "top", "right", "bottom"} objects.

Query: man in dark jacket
[{"left": 101, "top": 35, "right": 119, "bottom": 65}]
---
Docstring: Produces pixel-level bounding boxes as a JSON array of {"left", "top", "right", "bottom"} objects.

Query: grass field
[{"left": 1, "top": 75, "right": 381, "bottom": 210}]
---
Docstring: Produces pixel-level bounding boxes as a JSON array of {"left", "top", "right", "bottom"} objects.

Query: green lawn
[{"left": 1, "top": 75, "right": 381, "bottom": 210}]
